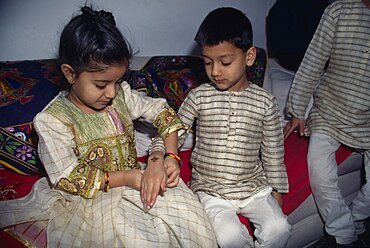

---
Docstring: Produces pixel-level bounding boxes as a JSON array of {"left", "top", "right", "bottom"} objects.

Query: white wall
[{"left": 0, "top": 0, "right": 270, "bottom": 61}]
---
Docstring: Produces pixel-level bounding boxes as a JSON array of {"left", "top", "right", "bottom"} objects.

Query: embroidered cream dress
[{"left": 0, "top": 82, "right": 217, "bottom": 247}]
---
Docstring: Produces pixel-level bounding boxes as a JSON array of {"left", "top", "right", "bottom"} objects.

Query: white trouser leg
[
  {"left": 351, "top": 149, "right": 370, "bottom": 235},
  {"left": 196, "top": 191, "right": 254, "bottom": 248},
  {"left": 238, "top": 188, "right": 291, "bottom": 248},
  {"left": 308, "top": 133, "right": 357, "bottom": 244}
]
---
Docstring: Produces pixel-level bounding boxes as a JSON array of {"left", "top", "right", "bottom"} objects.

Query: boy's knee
[
  {"left": 269, "top": 219, "right": 290, "bottom": 237},
  {"left": 214, "top": 222, "right": 253, "bottom": 248},
  {"left": 256, "top": 218, "right": 291, "bottom": 247}
]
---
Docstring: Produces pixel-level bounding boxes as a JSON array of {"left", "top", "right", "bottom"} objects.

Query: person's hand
[
  {"left": 165, "top": 156, "right": 180, "bottom": 188},
  {"left": 141, "top": 152, "right": 167, "bottom": 210},
  {"left": 283, "top": 117, "right": 305, "bottom": 139},
  {"left": 272, "top": 191, "right": 283, "bottom": 207},
  {"left": 124, "top": 169, "right": 144, "bottom": 191}
]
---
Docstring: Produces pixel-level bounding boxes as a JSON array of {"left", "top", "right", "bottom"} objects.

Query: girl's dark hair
[
  {"left": 59, "top": 6, "right": 132, "bottom": 76},
  {"left": 194, "top": 7, "right": 253, "bottom": 52}
]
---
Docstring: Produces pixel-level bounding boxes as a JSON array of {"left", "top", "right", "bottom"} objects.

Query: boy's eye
[{"left": 221, "top": 61, "right": 232, "bottom": 66}]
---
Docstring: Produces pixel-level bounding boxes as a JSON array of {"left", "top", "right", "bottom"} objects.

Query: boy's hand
[
  {"left": 283, "top": 117, "right": 305, "bottom": 139},
  {"left": 141, "top": 152, "right": 167, "bottom": 210},
  {"left": 165, "top": 157, "right": 180, "bottom": 188},
  {"left": 272, "top": 191, "right": 283, "bottom": 207}
]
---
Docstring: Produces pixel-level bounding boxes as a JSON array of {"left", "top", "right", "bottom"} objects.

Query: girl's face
[
  {"left": 62, "top": 63, "right": 128, "bottom": 114},
  {"left": 201, "top": 41, "right": 256, "bottom": 92}
]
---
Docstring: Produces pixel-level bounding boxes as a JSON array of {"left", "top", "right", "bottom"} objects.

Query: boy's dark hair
[
  {"left": 59, "top": 6, "right": 132, "bottom": 76},
  {"left": 194, "top": 7, "right": 253, "bottom": 52}
]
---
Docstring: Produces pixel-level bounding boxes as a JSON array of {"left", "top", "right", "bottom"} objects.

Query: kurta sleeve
[
  {"left": 287, "top": 6, "right": 335, "bottom": 119},
  {"left": 261, "top": 98, "right": 289, "bottom": 193},
  {"left": 177, "top": 89, "right": 198, "bottom": 146},
  {"left": 34, "top": 112, "right": 103, "bottom": 199}
]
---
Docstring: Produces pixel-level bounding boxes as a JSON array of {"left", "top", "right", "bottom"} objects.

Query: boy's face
[{"left": 201, "top": 41, "right": 256, "bottom": 92}]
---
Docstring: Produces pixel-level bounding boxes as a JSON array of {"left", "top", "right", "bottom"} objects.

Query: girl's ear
[
  {"left": 245, "top": 47, "right": 257, "bottom": 67},
  {"left": 61, "top": 64, "right": 76, "bottom": 85}
]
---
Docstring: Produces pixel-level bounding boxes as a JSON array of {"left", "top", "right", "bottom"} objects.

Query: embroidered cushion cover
[{"left": 0, "top": 59, "right": 61, "bottom": 175}]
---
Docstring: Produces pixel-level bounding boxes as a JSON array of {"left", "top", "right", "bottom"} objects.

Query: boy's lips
[{"left": 215, "top": 79, "right": 227, "bottom": 84}]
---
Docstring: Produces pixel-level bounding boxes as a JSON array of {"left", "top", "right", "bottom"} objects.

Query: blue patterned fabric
[{"left": 0, "top": 59, "right": 61, "bottom": 174}]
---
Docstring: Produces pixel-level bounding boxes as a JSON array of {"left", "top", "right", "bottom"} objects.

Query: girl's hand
[
  {"left": 122, "top": 169, "right": 144, "bottom": 191},
  {"left": 141, "top": 152, "right": 167, "bottom": 210},
  {"left": 165, "top": 156, "right": 180, "bottom": 188}
]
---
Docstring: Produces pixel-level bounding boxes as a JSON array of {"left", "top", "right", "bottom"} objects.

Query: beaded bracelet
[
  {"left": 103, "top": 171, "right": 110, "bottom": 192},
  {"left": 164, "top": 153, "right": 182, "bottom": 167}
]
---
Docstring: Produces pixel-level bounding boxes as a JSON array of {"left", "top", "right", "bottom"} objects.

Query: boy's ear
[
  {"left": 61, "top": 64, "right": 76, "bottom": 84},
  {"left": 245, "top": 47, "right": 257, "bottom": 67}
]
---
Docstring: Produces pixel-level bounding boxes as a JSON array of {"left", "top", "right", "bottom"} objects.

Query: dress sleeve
[
  {"left": 121, "top": 82, "right": 183, "bottom": 139},
  {"left": 261, "top": 97, "right": 289, "bottom": 193},
  {"left": 287, "top": 5, "right": 335, "bottom": 119},
  {"left": 33, "top": 112, "right": 103, "bottom": 198},
  {"left": 149, "top": 88, "right": 199, "bottom": 154}
]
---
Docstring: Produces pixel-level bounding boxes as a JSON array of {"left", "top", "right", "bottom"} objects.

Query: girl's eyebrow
[
  {"left": 94, "top": 76, "right": 125, "bottom": 83},
  {"left": 93, "top": 79, "right": 112, "bottom": 83}
]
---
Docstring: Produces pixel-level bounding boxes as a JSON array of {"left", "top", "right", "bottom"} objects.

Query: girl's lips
[{"left": 98, "top": 100, "right": 111, "bottom": 106}]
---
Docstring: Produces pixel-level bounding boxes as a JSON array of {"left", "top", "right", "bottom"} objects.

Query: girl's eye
[
  {"left": 204, "top": 61, "right": 212, "bottom": 66},
  {"left": 96, "top": 85, "right": 106, "bottom": 89},
  {"left": 116, "top": 78, "right": 124, "bottom": 84}
]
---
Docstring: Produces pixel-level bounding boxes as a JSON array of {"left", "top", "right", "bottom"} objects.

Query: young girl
[{"left": 0, "top": 6, "right": 216, "bottom": 247}]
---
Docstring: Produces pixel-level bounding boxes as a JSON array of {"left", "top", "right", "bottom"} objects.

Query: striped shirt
[
  {"left": 178, "top": 83, "right": 288, "bottom": 200},
  {"left": 287, "top": 0, "right": 370, "bottom": 149}
]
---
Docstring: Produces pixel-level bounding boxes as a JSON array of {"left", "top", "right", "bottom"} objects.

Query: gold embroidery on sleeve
[
  {"left": 57, "top": 178, "right": 79, "bottom": 194},
  {"left": 153, "top": 107, "right": 183, "bottom": 138}
]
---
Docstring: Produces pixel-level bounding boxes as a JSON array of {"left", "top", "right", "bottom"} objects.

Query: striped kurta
[
  {"left": 287, "top": 0, "right": 370, "bottom": 149},
  {"left": 178, "top": 83, "right": 288, "bottom": 200}
]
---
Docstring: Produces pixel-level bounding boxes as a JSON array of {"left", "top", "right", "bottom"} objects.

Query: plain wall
[{"left": 0, "top": 0, "right": 274, "bottom": 61}]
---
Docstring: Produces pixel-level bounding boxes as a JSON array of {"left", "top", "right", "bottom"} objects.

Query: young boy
[
  {"left": 284, "top": 0, "right": 370, "bottom": 247},
  {"left": 177, "top": 7, "right": 291, "bottom": 247}
]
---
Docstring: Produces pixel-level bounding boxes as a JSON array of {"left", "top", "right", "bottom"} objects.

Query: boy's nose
[{"left": 211, "top": 64, "right": 221, "bottom": 77}]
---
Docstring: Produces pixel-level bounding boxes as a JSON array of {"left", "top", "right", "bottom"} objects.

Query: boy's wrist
[{"left": 164, "top": 152, "right": 182, "bottom": 167}]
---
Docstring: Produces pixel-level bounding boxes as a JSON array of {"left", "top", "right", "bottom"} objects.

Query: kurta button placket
[{"left": 226, "top": 92, "right": 237, "bottom": 149}]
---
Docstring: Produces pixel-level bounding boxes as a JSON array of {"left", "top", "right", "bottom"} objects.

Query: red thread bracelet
[{"left": 164, "top": 153, "right": 182, "bottom": 167}]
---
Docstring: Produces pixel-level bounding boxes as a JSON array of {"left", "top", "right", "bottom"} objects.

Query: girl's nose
[{"left": 105, "top": 84, "right": 117, "bottom": 99}]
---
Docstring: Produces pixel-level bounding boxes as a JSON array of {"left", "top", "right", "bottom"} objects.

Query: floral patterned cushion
[
  {"left": 0, "top": 125, "right": 43, "bottom": 175},
  {"left": 128, "top": 56, "right": 208, "bottom": 112},
  {"left": 0, "top": 59, "right": 62, "bottom": 175}
]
